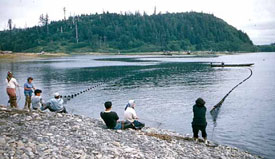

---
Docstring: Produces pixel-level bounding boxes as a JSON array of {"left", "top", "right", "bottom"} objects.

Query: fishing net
[{"left": 210, "top": 68, "right": 253, "bottom": 125}]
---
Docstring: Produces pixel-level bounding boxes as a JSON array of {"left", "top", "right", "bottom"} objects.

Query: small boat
[{"left": 210, "top": 63, "right": 254, "bottom": 67}]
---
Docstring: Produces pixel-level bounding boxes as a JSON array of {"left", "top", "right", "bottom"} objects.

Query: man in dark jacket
[{"left": 192, "top": 98, "right": 208, "bottom": 143}]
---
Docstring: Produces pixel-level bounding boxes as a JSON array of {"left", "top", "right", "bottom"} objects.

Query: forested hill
[{"left": 0, "top": 12, "right": 256, "bottom": 53}]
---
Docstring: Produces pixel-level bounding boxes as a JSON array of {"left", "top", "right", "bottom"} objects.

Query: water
[{"left": 0, "top": 53, "right": 274, "bottom": 158}]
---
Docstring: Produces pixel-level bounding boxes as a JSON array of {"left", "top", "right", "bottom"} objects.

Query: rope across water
[
  {"left": 59, "top": 69, "right": 164, "bottom": 127},
  {"left": 60, "top": 70, "right": 140, "bottom": 101},
  {"left": 61, "top": 82, "right": 105, "bottom": 101}
]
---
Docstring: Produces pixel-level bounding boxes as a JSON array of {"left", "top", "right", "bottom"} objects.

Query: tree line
[{"left": 0, "top": 12, "right": 261, "bottom": 53}]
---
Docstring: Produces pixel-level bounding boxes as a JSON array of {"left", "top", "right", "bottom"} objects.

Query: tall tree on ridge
[
  {"left": 63, "top": 7, "right": 66, "bottom": 20},
  {"left": 39, "top": 13, "right": 49, "bottom": 35}
]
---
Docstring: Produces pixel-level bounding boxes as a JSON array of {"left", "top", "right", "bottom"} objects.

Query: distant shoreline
[
  {"left": 0, "top": 52, "right": 68, "bottom": 62},
  {"left": 0, "top": 51, "right": 251, "bottom": 61}
]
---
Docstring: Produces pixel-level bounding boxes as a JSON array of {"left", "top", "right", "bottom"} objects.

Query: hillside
[{"left": 0, "top": 12, "right": 256, "bottom": 53}]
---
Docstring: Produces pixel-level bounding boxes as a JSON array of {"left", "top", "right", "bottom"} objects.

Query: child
[
  {"left": 24, "top": 77, "right": 35, "bottom": 111},
  {"left": 31, "top": 89, "right": 45, "bottom": 111}
]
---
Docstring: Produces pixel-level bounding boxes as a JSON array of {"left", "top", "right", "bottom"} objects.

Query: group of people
[
  {"left": 100, "top": 98, "right": 208, "bottom": 143},
  {"left": 5, "top": 71, "right": 208, "bottom": 142},
  {"left": 5, "top": 72, "right": 67, "bottom": 113},
  {"left": 100, "top": 100, "right": 145, "bottom": 130}
]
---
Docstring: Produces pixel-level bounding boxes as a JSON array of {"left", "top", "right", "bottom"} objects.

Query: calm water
[{"left": 0, "top": 53, "right": 274, "bottom": 158}]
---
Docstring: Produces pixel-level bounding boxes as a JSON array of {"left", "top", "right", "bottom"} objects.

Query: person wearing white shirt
[
  {"left": 31, "top": 89, "right": 45, "bottom": 110},
  {"left": 6, "top": 72, "right": 19, "bottom": 108},
  {"left": 124, "top": 100, "right": 145, "bottom": 129}
]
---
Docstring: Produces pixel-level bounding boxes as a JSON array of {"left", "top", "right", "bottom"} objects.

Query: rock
[
  {"left": 21, "top": 153, "right": 28, "bottom": 159},
  {"left": 112, "top": 141, "right": 121, "bottom": 147},
  {"left": 76, "top": 119, "right": 82, "bottom": 122},
  {"left": 0, "top": 150, "right": 5, "bottom": 155},
  {"left": 57, "top": 113, "right": 63, "bottom": 117},
  {"left": 219, "top": 156, "right": 227, "bottom": 159},
  {"left": 72, "top": 125, "right": 80, "bottom": 130},
  {"left": 96, "top": 153, "right": 103, "bottom": 158},
  {"left": 25, "top": 116, "right": 33, "bottom": 121},
  {"left": 116, "top": 130, "right": 122, "bottom": 133},
  {"left": 16, "top": 141, "right": 25, "bottom": 148},
  {"left": 12, "top": 114, "right": 19, "bottom": 117},
  {"left": 46, "top": 133, "right": 53, "bottom": 136},
  {"left": 124, "top": 147, "right": 135, "bottom": 153},
  {"left": 0, "top": 137, "right": 5, "bottom": 145},
  {"left": 0, "top": 107, "right": 8, "bottom": 110}
]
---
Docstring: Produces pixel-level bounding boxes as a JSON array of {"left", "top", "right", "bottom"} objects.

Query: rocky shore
[{"left": 0, "top": 106, "right": 261, "bottom": 159}]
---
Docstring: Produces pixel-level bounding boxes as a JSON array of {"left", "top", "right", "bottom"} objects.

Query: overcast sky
[{"left": 0, "top": 0, "right": 274, "bottom": 45}]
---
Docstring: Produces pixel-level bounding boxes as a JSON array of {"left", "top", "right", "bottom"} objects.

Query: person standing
[
  {"left": 6, "top": 72, "right": 19, "bottom": 108},
  {"left": 124, "top": 100, "right": 145, "bottom": 130},
  {"left": 24, "top": 77, "right": 35, "bottom": 111},
  {"left": 192, "top": 98, "right": 208, "bottom": 144}
]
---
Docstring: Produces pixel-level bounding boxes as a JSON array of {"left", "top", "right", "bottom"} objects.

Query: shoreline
[
  {"left": 0, "top": 52, "right": 68, "bottom": 62},
  {"left": 0, "top": 51, "right": 251, "bottom": 61},
  {"left": 0, "top": 106, "right": 261, "bottom": 158}
]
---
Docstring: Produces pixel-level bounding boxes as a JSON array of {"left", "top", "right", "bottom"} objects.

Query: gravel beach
[{"left": 0, "top": 106, "right": 261, "bottom": 159}]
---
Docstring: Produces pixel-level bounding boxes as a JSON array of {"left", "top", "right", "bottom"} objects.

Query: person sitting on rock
[
  {"left": 100, "top": 101, "right": 133, "bottom": 130},
  {"left": 31, "top": 89, "right": 45, "bottom": 111},
  {"left": 41, "top": 92, "right": 67, "bottom": 113},
  {"left": 192, "top": 98, "right": 208, "bottom": 144},
  {"left": 124, "top": 100, "right": 145, "bottom": 130}
]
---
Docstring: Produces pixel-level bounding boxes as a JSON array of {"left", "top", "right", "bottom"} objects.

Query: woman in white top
[
  {"left": 124, "top": 100, "right": 145, "bottom": 129},
  {"left": 124, "top": 100, "right": 138, "bottom": 122},
  {"left": 6, "top": 72, "right": 19, "bottom": 108}
]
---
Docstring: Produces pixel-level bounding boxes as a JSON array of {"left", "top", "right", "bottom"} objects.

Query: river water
[{"left": 0, "top": 52, "right": 274, "bottom": 158}]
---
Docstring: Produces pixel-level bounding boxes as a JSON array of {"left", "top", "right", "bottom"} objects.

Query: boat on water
[{"left": 210, "top": 62, "right": 254, "bottom": 67}]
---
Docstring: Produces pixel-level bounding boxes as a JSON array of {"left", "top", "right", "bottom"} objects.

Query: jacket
[{"left": 192, "top": 104, "right": 207, "bottom": 126}]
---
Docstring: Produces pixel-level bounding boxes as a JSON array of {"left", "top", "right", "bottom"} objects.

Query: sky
[{"left": 0, "top": 0, "right": 274, "bottom": 45}]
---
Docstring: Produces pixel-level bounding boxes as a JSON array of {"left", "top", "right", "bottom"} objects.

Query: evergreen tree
[{"left": 0, "top": 12, "right": 256, "bottom": 53}]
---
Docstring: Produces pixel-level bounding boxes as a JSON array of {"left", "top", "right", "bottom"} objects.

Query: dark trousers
[
  {"left": 58, "top": 107, "right": 67, "bottom": 113},
  {"left": 42, "top": 105, "right": 67, "bottom": 113},
  {"left": 192, "top": 125, "right": 207, "bottom": 138},
  {"left": 133, "top": 120, "right": 145, "bottom": 130}
]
